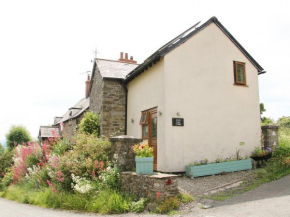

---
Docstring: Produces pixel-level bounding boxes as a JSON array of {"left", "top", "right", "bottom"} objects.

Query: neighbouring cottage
[
  {"left": 88, "top": 54, "right": 138, "bottom": 137},
  {"left": 53, "top": 75, "right": 91, "bottom": 139},
  {"left": 88, "top": 16, "right": 266, "bottom": 172},
  {"left": 38, "top": 126, "right": 61, "bottom": 143}
]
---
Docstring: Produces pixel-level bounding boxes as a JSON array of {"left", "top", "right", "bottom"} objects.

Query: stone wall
[
  {"left": 120, "top": 172, "right": 179, "bottom": 201},
  {"left": 89, "top": 65, "right": 127, "bottom": 138},
  {"left": 102, "top": 80, "right": 126, "bottom": 137},
  {"left": 89, "top": 68, "right": 103, "bottom": 115},
  {"left": 109, "top": 135, "right": 142, "bottom": 171},
  {"left": 262, "top": 125, "right": 279, "bottom": 150}
]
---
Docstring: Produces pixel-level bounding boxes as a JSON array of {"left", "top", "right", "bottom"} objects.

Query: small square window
[{"left": 234, "top": 61, "right": 246, "bottom": 85}]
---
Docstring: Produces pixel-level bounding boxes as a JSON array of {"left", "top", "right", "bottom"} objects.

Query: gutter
[{"left": 121, "top": 83, "right": 128, "bottom": 135}]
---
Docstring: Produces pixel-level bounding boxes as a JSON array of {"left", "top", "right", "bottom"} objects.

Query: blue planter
[
  {"left": 186, "top": 159, "right": 252, "bottom": 178},
  {"left": 135, "top": 157, "right": 154, "bottom": 175}
]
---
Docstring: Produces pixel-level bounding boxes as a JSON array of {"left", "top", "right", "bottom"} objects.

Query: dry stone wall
[
  {"left": 262, "top": 125, "right": 279, "bottom": 150},
  {"left": 120, "top": 172, "right": 179, "bottom": 201}
]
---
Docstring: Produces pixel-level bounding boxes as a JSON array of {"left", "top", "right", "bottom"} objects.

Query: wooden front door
[{"left": 148, "top": 108, "right": 157, "bottom": 170}]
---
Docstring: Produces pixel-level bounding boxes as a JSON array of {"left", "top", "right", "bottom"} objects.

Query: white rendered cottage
[{"left": 124, "top": 17, "right": 265, "bottom": 172}]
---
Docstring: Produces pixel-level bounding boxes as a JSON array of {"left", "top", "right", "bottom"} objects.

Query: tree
[
  {"left": 5, "top": 125, "right": 32, "bottom": 150},
  {"left": 0, "top": 143, "right": 4, "bottom": 157},
  {"left": 79, "top": 112, "right": 100, "bottom": 136},
  {"left": 260, "top": 103, "right": 266, "bottom": 115}
]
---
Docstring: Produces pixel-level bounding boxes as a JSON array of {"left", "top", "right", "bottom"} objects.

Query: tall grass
[{"left": 0, "top": 186, "right": 133, "bottom": 214}]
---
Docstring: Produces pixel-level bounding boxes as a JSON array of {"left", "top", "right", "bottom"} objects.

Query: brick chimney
[
  {"left": 118, "top": 52, "right": 137, "bottom": 64},
  {"left": 85, "top": 74, "right": 91, "bottom": 98}
]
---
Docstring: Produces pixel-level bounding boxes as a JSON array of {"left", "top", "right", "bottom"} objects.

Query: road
[{"left": 1, "top": 175, "right": 290, "bottom": 217}]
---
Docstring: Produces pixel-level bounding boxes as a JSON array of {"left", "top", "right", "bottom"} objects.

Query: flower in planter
[
  {"left": 251, "top": 146, "right": 272, "bottom": 157},
  {"left": 132, "top": 143, "right": 153, "bottom": 157}
]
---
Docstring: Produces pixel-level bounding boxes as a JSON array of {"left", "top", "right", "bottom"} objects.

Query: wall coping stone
[
  {"left": 109, "top": 135, "right": 143, "bottom": 142},
  {"left": 121, "top": 171, "right": 178, "bottom": 179},
  {"left": 261, "top": 125, "right": 279, "bottom": 129}
]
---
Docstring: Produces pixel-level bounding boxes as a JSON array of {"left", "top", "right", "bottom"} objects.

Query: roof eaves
[{"left": 213, "top": 18, "right": 265, "bottom": 74}]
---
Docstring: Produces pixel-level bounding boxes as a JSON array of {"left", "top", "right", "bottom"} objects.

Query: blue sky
[{"left": 0, "top": 0, "right": 289, "bottom": 142}]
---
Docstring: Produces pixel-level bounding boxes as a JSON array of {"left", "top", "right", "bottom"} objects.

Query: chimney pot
[
  {"left": 125, "top": 53, "right": 128, "bottom": 59},
  {"left": 120, "top": 52, "right": 123, "bottom": 59},
  {"left": 130, "top": 56, "right": 133, "bottom": 60}
]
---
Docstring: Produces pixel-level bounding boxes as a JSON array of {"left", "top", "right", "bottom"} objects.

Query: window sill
[{"left": 233, "top": 84, "right": 248, "bottom": 87}]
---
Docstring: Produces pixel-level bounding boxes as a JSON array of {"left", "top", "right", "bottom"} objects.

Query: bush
[
  {"left": 52, "top": 137, "right": 72, "bottom": 156},
  {"left": 155, "top": 196, "right": 180, "bottom": 214},
  {"left": 177, "top": 193, "right": 195, "bottom": 203},
  {"left": 88, "top": 190, "right": 130, "bottom": 214},
  {"left": 0, "top": 143, "right": 5, "bottom": 157},
  {"left": 279, "top": 127, "right": 290, "bottom": 148},
  {"left": 79, "top": 112, "right": 100, "bottom": 136},
  {"left": 261, "top": 117, "right": 274, "bottom": 125},
  {"left": 277, "top": 117, "right": 290, "bottom": 128},
  {"left": 0, "top": 150, "right": 14, "bottom": 180},
  {"left": 6, "top": 125, "right": 32, "bottom": 150},
  {"left": 130, "top": 198, "right": 147, "bottom": 213}
]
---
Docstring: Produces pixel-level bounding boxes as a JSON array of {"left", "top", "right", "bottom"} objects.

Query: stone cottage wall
[
  {"left": 61, "top": 113, "right": 86, "bottom": 139},
  {"left": 101, "top": 79, "right": 126, "bottom": 137},
  {"left": 89, "top": 68, "right": 103, "bottom": 115}
]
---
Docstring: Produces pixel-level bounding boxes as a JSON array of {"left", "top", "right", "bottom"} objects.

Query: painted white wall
[
  {"left": 127, "top": 60, "right": 165, "bottom": 169},
  {"left": 127, "top": 22, "right": 261, "bottom": 172}
]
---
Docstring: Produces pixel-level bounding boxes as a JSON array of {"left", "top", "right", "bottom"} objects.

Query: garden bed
[{"left": 186, "top": 159, "right": 252, "bottom": 178}]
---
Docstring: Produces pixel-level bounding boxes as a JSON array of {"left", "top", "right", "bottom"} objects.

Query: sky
[{"left": 0, "top": 0, "right": 289, "bottom": 143}]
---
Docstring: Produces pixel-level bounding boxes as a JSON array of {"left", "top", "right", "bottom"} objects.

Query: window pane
[
  {"left": 237, "top": 64, "right": 244, "bottom": 82},
  {"left": 140, "top": 112, "right": 148, "bottom": 124},
  {"left": 151, "top": 117, "right": 157, "bottom": 138},
  {"left": 142, "top": 125, "right": 148, "bottom": 138}
]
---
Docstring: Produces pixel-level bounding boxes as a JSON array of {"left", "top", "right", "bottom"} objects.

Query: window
[
  {"left": 234, "top": 61, "right": 246, "bottom": 85},
  {"left": 140, "top": 111, "right": 148, "bottom": 139}
]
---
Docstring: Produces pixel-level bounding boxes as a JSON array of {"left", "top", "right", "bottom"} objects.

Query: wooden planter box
[
  {"left": 185, "top": 159, "right": 252, "bottom": 178},
  {"left": 135, "top": 157, "right": 154, "bottom": 175}
]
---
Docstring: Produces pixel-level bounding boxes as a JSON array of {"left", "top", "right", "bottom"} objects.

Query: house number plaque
[{"left": 172, "top": 118, "right": 184, "bottom": 126}]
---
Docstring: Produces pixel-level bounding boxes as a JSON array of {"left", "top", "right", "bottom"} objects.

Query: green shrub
[
  {"left": 129, "top": 198, "right": 147, "bottom": 213},
  {"left": 279, "top": 128, "right": 290, "bottom": 148},
  {"left": 0, "top": 150, "right": 14, "bottom": 179},
  {"left": 52, "top": 137, "right": 72, "bottom": 156},
  {"left": 1, "top": 171, "right": 14, "bottom": 188},
  {"left": 5, "top": 125, "right": 32, "bottom": 150},
  {"left": 261, "top": 117, "right": 274, "bottom": 125},
  {"left": 79, "top": 112, "right": 100, "bottom": 136},
  {"left": 177, "top": 193, "right": 195, "bottom": 203},
  {"left": 277, "top": 117, "right": 290, "bottom": 128},
  {"left": 88, "top": 190, "right": 130, "bottom": 214},
  {"left": 155, "top": 196, "right": 180, "bottom": 214},
  {"left": 0, "top": 143, "right": 5, "bottom": 157}
]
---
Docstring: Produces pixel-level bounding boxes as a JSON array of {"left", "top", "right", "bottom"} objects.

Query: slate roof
[
  {"left": 96, "top": 59, "right": 139, "bottom": 79},
  {"left": 55, "top": 97, "right": 90, "bottom": 125},
  {"left": 124, "top": 16, "right": 265, "bottom": 84}
]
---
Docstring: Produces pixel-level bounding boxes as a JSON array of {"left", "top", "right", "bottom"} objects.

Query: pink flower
[{"left": 1, "top": 172, "right": 4, "bottom": 177}]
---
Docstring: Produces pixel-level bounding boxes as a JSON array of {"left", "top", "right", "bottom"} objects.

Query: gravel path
[{"left": 177, "top": 170, "right": 255, "bottom": 196}]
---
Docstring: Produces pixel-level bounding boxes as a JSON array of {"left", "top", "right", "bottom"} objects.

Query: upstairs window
[
  {"left": 140, "top": 111, "right": 148, "bottom": 139},
  {"left": 234, "top": 61, "right": 246, "bottom": 85}
]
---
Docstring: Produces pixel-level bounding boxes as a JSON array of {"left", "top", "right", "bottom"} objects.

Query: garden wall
[
  {"left": 120, "top": 172, "right": 179, "bottom": 201},
  {"left": 262, "top": 125, "right": 279, "bottom": 150},
  {"left": 109, "top": 135, "right": 142, "bottom": 171}
]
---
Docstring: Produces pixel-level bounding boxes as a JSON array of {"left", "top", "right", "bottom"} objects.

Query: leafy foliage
[
  {"left": 277, "top": 117, "right": 290, "bottom": 128},
  {"left": 5, "top": 125, "right": 32, "bottom": 150},
  {"left": 0, "top": 143, "right": 5, "bottom": 157},
  {"left": 260, "top": 103, "right": 266, "bottom": 115},
  {"left": 155, "top": 196, "right": 180, "bottom": 214},
  {"left": 0, "top": 150, "right": 14, "bottom": 181},
  {"left": 261, "top": 117, "right": 274, "bottom": 125},
  {"left": 79, "top": 112, "right": 100, "bottom": 136}
]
